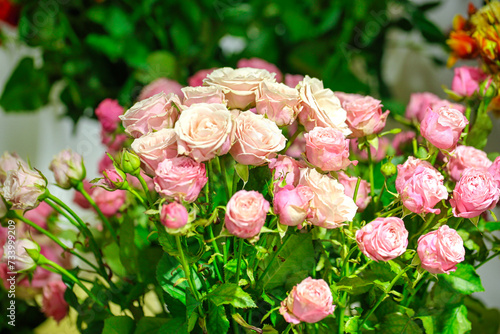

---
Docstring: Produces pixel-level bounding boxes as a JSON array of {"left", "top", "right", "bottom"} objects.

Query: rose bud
[
  {"left": 102, "top": 168, "right": 127, "bottom": 190},
  {"left": 49, "top": 149, "right": 86, "bottom": 189},
  {"left": 237, "top": 57, "right": 283, "bottom": 82},
  {"left": 381, "top": 161, "right": 397, "bottom": 178},
  {"left": 91, "top": 188, "right": 126, "bottom": 217},
  {"left": 225, "top": 190, "right": 269, "bottom": 239},
  {"left": 356, "top": 217, "right": 408, "bottom": 262},
  {"left": 488, "top": 156, "right": 500, "bottom": 188},
  {"left": 42, "top": 280, "right": 68, "bottom": 323},
  {"left": 95, "top": 99, "right": 123, "bottom": 133},
  {"left": 154, "top": 157, "right": 208, "bottom": 203},
  {"left": 269, "top": 155, "right": 305, "bottom": 193},
  {"left": 138, "top": 78, "right": 183, "bottom": 101},
  {"left": 337, "top": 172, "right": 371, "bottom": 212},
  {"left": 2, "top": 239, "right": 40, "bottom": 273},
  {"left": 450, "top": 168, "right": 500, "bottom": 219},
  {"left": 273, "top": 185, "right": 314, "bottom": 227},
  {"left": 417, "top": 225, "right": 465, "bottom": 274},
  {"left": 0, "top": 151, "right": 29, "bottom": 185},
  {"left": 160, "top": 202, "right": 188, "bottom": 230},
  {"left": 255, "top": 81, "right": 300, "bottom": 126},
  {"left": 1, "top": 165, "right": 47, "bottom": 210},
  {"left": 305, "top": 127, "right": 356, "bottom": 172},
  {"left": 451, "top": 66, "right": 488, "bottom": 97},
  {"left": 279, "top": 277, "right": 335, "bottom": 324},
  {"left": 341, "top": 95, "right": 389, "bottom": 138},
  {"left": 446, "top": 145, "right": 493, "bottom": 181},
  {"left": 131, "top": 129, "right": 178, "bottom": 175},
  {"left": 182, "top": 86, "right": 226, "bottom": 107},
  {"left": 420, "top": 106, "right": 468, "bottom": 151},
  {"left": 119, "top": 149, "right": 142, "bottom": 176}
]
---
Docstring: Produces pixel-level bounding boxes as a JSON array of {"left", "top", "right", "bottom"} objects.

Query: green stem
[
  {"left": 235, "top": 238, "right": 244, "bottom": 284},
  {"left": 379, "top": 206, "right": 402, "bottom": 218},
  {"left": 476, "top": 250, "right": 500, "bottom": 269},
  {"left": 462, "top": 103, "right": 472, "bottom": 145},
  {"left": 217, "top": 156, "right": 232, "bottom": 200},
  {"left": 283, "top": 323, "right": 293, "bottom": 334},
  {"left": 403, "top": 272, "right": 429, "bottom": 307},
  {"left": 207, "top": 225, "right": 224, "bottom": 282},
  {"left": 137, "top": 174, "right": 153, "bottom": 204},
  {"left": 410, "top": 213, "right": 436, "bottom": 243},
  {"left": 281, "top": 129, "right": 302, "bottom": 154},
  {"left": 366, "top": 144, "right": 375, "bottom": 199},
  {"left": 352, "top": 177, "right": 361, "bottom": 203},
  {"left": 127, "top": 186, "right": 146, "bottom": 206},
  {"left": 175, "top": 235, "right": 199, "bottom": 300}
]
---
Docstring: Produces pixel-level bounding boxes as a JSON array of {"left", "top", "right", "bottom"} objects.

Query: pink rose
[
  {"left": 73, "top": 180, "right": 94, "bottom": 209},
  {"left": 334, "top": 92, "right": 364, "bottom": 105},
  {"left": 350, "top": 137, "right": 389, "bottom": 163},
  {"left": 2, "top": 166, "right": 47, "bottom": 210},
  {"left": 450, "top": 168, "right": 500, "bottom": 218},
  {"left": 24, "top": 202, "right": 53, "bottom": 230},
  {"left": 102, "top": 168, "right": 126, "bottom": 190},
  {"left": 417, "top": 225, "right": 465, "bottom": 274},
  {"left": 188, "top": 68, "right": 216, "bottom": 87},
  {"left": 269, "top": 155, "right": 305, "bottom": 192},
  {"left": 420, "top": 106, "right": 468, "bottom": 151},
  {"left": 42, "top": 280, "right": 68, "bottom": 322},
  {"left": 237, "top": 58, "right": 283, "bottom": 82},
  {"left": 154, "top": 157, "right": 208, "bottom": 203},
  {"left": 305, "top": 127, "right": 356, "bottom": 171},
  {"left": 131, "top": 128, "right": 178, "bottom": 175},
  {"left": 204, "top": 67, "right": 276, "bottom": 109},
  {"left": 1, "top": 238, "right": 39, "bottom": 273},
  {"left": 230, "top": 111, "right": 286, "bottom": 165},
  {"left": 273, "top": 185, "right": 314, "bottom": 227},
  {"left": 0, "top": 152, "right": 29, "bottom": 185},
  {"left": 225, "top": 190, "right": 269, "bottom": 239},
  {"left": 160, "top": 202, "right": 188, "bottom": 229},
  {"left": 95, "top": 99, "right": 123, "bottom": 133},
  {"left": 431, "top": 99, "right": 466, "bottom": 114},
  {"left": 285, "top": 74, "right": 304, "bottom": 88},
  {"left": 396, "top": 157, "right": 434, "bottom": 194},
  {"left": 488, "top": 156, "right": 500, "bottom": 188},
  {"left": 337, "top": 172, "right": 371, "bottom": 212},
  {"left": 298, "top": 168, "right": 357, "bottom": 229},
  {"left": 341, "top": 95, "right": 389, "bottom": 138},
  {"left": 279, "top": 277, "right": 335, "bottom": 324},
  {"left": 182, "top": 86, "right": 226, "bottom": 107},
  {"left": 49, "top": 149, "right": 86, "bottom": 189},
  {"left": 451, "top": 66, "right": 488, "bottom": 97},
  {"left": 255, "top": 81, "right": 300, "bottom": 126},
  {"left": 175, "top": 103, "right": 235, "bottom": 162},
  {"left": 405, "top": 92, "right": 441, "bottom": 122},
  {"left": 138, "top": 78, "right": 183, "bottom": 101},
  {"left": 91, "top": 188, "right": 126, "bottom": 217},
  {"left": 120, "top": 92, "right": 181, "bottom": 138},
  {"left": 297, "top": 76, "right": 350, "bottom": 135},
  {"left": 356, "top": 217, "right": 408, "bottom": 262},
  {"left": 446, "top": 145, "right": 493, "bottom": 181}
]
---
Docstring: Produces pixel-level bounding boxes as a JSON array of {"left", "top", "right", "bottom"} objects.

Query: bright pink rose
[
  {"left": 450, "top": 168, "right": 500, "bottom": 218},
  {"left": 255, "top": 81, "right": 300, "bottom": 126},
  {"left": 405, "top": 92, "right": 441, "bottom": 122},
  {"left": 138, "top": 78, "right": 183, "bottom": 101},
  {"left": 350, "top": 137, "right": 389, "bottom": 163},
  {"left": 225, "top": 190, "right": 269, "bottom": 239},
  {"left": 356, "top": 217, "right": 408, "bottom": 262},
  {"left": 269, "top": 155, "right": 305, "bottom": 193},
  {"left": 42, "top": 280, "right": 68, "bottom": 322},
  {"left": 451, "top": 66, "right": 488, "bottom": 97},
  {"left": 417, "top": 225, "right": 465, "bottom": 274},
  {"left": 230, "top": 111, "right": 286, "bottom": 165},
  {"left": 188, "top": 68, "right": 216, "bottom": 87},
  {"left": 91, "top": 188, "right": 126, "bottom": 217},
  {"left": 73, "top": 180, "right": 94, "bottom": 209},
  {"left": 446, "top": 145, "right": 493, "bottom": 181},
  {"left": 337, "top": 172, "right": 371, "bottom": 212},
  {"left": 24, "top": 202, "right": 53, "bottom": 230},
  {"left": 488, "top": 156, "right": 500, "bottom": 188},
  {"left": 273, "top": 185, "right": 313, "bottom": 227},
  {"left": 237, "top": 58, "right": 283, "bottom": 82},
  {"left": 398, "top": 165, "right": 448, "bottom": 214},
  {"left": 305, "top": 127, "right": 356, "bottom": 171},
  {"left": 341, "top": 95, "right": 389, "bottom": 138},
  {"left": 393, "top": 131, "right": 416, "bottom": 155},
  {"left": 285, "top": 74, "right": 304, "bottom": 88},
  {"left": 396, "top": 157, "right": 434, "bottom": 194},
  {"left": 182, "top": 86, "right": 226, "bottom": 107},
  {"left": 279, "top": 277, "right": 335, "bottom": 324},
  {"left": 95, "top": 99, "right": 123, "bottom": 133},
  {"left": 1, "top": 166, "right": 47, "bottom": 210},
  {"left": 160, "top": 202, "right": 188, "bottom": 229},
  {"left": 131, "top": 129, "right": 178, "bottom": 175},
  {"left": 0, "top": 152, "right": 29, "bottom": 185},
  {"left": 49, "top": 149, "right": 86, "bottom": 189},
  {"left": 120, "top": 92, "right": 181, "bottom": 138},
  {"left": 420, "top": 106, "right": 468, "bottom": 151},
  {"left": 154, "top": 157, "right": 208, "bottom": 203}
]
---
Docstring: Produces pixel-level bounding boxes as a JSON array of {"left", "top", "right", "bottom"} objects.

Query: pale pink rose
[
  {"left": 24, "top": 202, "right": 53, "bottom": 230},
  {"left": 269, "top": 155, "right": 305, "bottom": 192},
  {"left": 273, "top": 185, "right": 314, "bottom": 227},
  {"left": 91, "top": 187, "right": 126, "bottom": 217},
  {"left": 120, "top": 92, "right": 181, "bottom": 138},
  {"left": 420, "top": 106, "right": 468, "bottom": 151},
  {"left": 175, "top": 103, "right": 235, "bottom": 162},
  {"left": 396, "top": 157, "right": 434, "bottom": 194},
  {"left": 160, "top": 202, "right": 188, "bottom": 229},
  {"left": 225, "top": 190, "right": 269, "bottom": 239},
  {"left": 297, "top": 76, "right": 350, "bottom": 135},
  {"left": 230, "top": 111, "right": 286, "bottom": 165},
  {"left": 182, "top": 86, "right": 226, "bottom": 107},
  {"left": 334, "top": 92, "right": 364, "bottom": 104},
  {"left": 488, "top": 156, "right": 500, "bottom": 188},
  {"left": 131, "top": 129, "right": 178, "bottom": 175},
  {"left": 101, "top": 132, "right": 128, "bottom": 152},
  {"left": 356, "top": 217, "right": 408, "bottom": 262},
  {"left": 154, "top": 157, "right": 208, "bottom": 202},
  {"left": 49, "top": 149, "right": 86, "bottom": 189},
  {"left": 393, "top": 131, "right": 416, "bottom": 155},
  {"left": 188, "top": 68, "right": 216, "bottom": 87},
  {"left": 204, "top": 67, "right": 276, "bottom": 109},
  {"left": 285, "top": 74, "right": 304, "bottom": 88},
  {"left": 341, "top": 95, "right": 389, "bottom": 138},
  {"left": 255, "top": 81, "right": 300, "bottom": 126},
  {"left": 450, "top": 168, "right": 500, "bottom": 218},
  {"left": 305, "top": 127, "right": 356, "bottom": 171},
  {"left": 42, "top": 280, "right": 68, "bottom": 322},
  {"left": 398, "top": 165, "right": 448, "bottom": 214},
  {"left": 337, "top": 172, "right": 371, "bottom": 212},
  {"left": 95, "top": 99, "right": 123, "bottom": 133},
  {"left": 138, "top": 78, "right": 183, "bottom": 101},
  {"left": 237, "top": 58, "right": 283, "bottom": 82},
  {"left": 298, "top": 168, "right": 357, "bottom": 229},
  {"left": 279, "top": 277, "right": 335, "bottom": 324},
  {"left": 73, "top": 180, "right": 93, "bottom": 209},
  {"left": 0, "top": 152, "right": 29, "bottom": 185},
  {"left": 431, "top": 99, "right": 466, "bottom": 114},
  {"left": 2, "top": 166, "right": 47, "bottom": 210},
  {"left": 446, "top": 145, "right": 493, "bottom": 181},
  {"left": 417, "top": 225, "right": 465, "bottom": 274},
  {"left": 451, "top": 66, "right": 488, "bottom": 97},
  {"left": 350, "top": 137, "right": 389, "bottom": 163},
  {"left": 1, "top": 238, "right": 39, "bottom": 273},
  {"left": 405, "top": 92, "right": 441, "bottom": 122}
]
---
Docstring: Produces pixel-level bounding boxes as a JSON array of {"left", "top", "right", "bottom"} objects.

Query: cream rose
[
  {"left": 255, "top": 81, "right": 300, "bottom": 126},
  {"left": 131, "top": 128, "right": 178, "bottom": 175},
  {"left": 181, "top": 86, "right": 226, "bottom": 107}
]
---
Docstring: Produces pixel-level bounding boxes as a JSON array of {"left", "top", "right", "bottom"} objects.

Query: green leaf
[
  {"left": 416, "top": 315, "right": 434, "bottom": 334},
  {"left": 440, "top": 263, "right": 484, "bottom": 295},
  {"left": 439, "top": 305, "right": 471, "bottom": 334},
  {"left": 158, "top": 318, "right": 188, "bottom": 334},
  {"left": 207, "top": 303, "right": 230, "bottom": 334},
  {"left": 134, "top": 317, "right": 169, "bottom": 334},
  {"left": 102, "top": 243, "right": 127, "bottom": 277},
  {"left": 345, "top": 316, "right": 360, "bottom": 333},
  {"left": 379, "top": 313, "right": 423, "bottom": 334},
  {"left": 105, "top": 7, "right": 134, "bottom": 38},
  {"left": 134, "top": 51, "right": 177, "bottom": 84},
  {"left": 103, "top": 316, "right": 135, "bottom": 334},
  {"left": 120, "top": 218, "right": 138, "bottom": 275},
  {"left": 465, "top": 295, "right": 500, "bottom": 334},
  {"left": 336, "top": 276, "right": 373, "bottom": 295},
  {"left": 468, "top": 103, "right": 493, "bottom": 149},
  {"left": 205, "top": 283, "right": 256, "bottom": 308},
  {"left": 235, "top": 163, "right": 249, "bottom": 185},
  {"left": 86, "top": 34, "right": 124, "bottom": 60}
]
